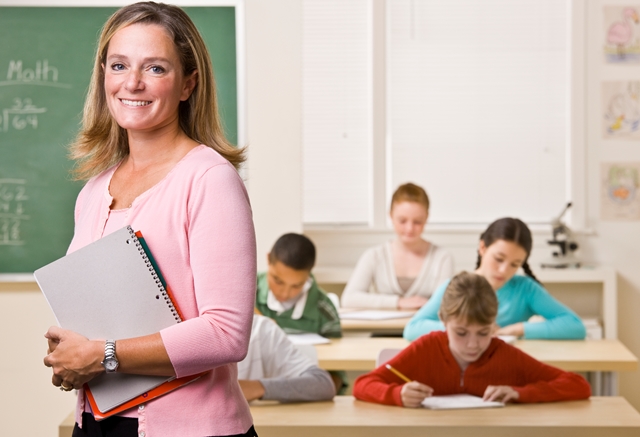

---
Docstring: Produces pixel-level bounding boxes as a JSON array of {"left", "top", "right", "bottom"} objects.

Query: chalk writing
[
  {"left": 1, "top": 98, "right": 47, "bottom": 133},
  {"left": 0, "top": 59, "right": 71, "bottom": 89},
  {"left": 0, "top": 179, "right": 29, "bottom": 245}
]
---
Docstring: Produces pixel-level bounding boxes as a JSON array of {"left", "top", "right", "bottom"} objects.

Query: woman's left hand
[
  {"left": 43, "top": 326, "right": 104, "bottom": 390},
  {"left": 495, "top": 322, "right": 524, "bottom": 338}
]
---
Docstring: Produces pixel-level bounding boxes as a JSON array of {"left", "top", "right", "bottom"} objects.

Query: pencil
[{"left": 385, "top": 364, "right": 412, "bottom": 383}]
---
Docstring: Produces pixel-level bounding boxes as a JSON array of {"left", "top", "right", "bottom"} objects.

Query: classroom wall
[
  {"left": 245, "top": 0, "right": 640, "bottom": 413},
  {"left": 2, "top": 1, "right": 639, "bottom": 437}
]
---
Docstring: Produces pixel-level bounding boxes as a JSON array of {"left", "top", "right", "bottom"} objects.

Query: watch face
[{"left": 104, "top": 358, "right": 118, "bottom": 372}]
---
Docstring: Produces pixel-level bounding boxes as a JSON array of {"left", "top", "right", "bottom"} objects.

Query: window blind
[
  {"left": 387, "top": 0, "right": 569, "bottom": 224},
  {"left": 302, "top": 0, "right": 373, "bottom": 224}
]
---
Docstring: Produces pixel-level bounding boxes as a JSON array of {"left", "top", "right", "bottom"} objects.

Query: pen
[{"left": 385, "top": 364, "right": 412, "bottom": 383}]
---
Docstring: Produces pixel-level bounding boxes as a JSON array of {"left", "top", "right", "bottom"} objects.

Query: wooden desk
[
  {"left": 316, "top": 337, "right": 638, "bottom": 372},
  {"left": 315, "top": 337, "right": 638, "bottom": 395},
  {"left": 248, "top": 396, "right": 640, "bottom": 437},
  {"left": 316, "top": 266, "right": 618, "bottom": 338},
  {"left": 60, "top": 396, "right": 640, "bottom": 437},
  {"left": 339, "top": 309, "right": 414, "bottom": 334}
]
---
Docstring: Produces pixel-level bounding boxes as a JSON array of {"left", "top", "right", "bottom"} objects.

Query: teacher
[{"left": 42, "top": 3, "right": 257, "bottom": 437}]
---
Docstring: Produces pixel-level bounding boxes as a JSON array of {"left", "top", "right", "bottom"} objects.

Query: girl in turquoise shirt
[{"left": 403, "top": 218, "right": 586, "bottom": 341}]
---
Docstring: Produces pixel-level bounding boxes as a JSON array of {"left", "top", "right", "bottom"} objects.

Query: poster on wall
[
  {"left": 601, "top": 162, "right": 640, "bottom": 220},
  {"left": 604, "top": 6, "right": 640, "bottom": 63},
  {"left": 602, "top": 81, "right": 640, "bottom": 138}
]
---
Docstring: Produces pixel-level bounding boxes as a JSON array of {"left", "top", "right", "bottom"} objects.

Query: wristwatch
[{"left": 101, "top": 339, "right": 119, "bottom": 373}]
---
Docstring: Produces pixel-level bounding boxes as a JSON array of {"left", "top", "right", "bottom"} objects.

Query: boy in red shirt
[{"left": 353, "top": 272, "right": 591, "bottom": 407}]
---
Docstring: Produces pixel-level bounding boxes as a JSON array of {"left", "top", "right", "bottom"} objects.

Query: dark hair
[
  {"left": 268, "top": 233, "right": 316, "bottom": 271},
  {"left": 475, "top": 217, "right": 540, "bottom": 283},
  {"left": 438, "top": 272, "right": 498, "bottom": 325}
]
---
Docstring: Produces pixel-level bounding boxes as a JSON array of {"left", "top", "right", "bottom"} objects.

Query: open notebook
[
  {"left": 421, "top": 394, "right": 505, "bottom": 410},
  {"left": 34, "top": 226, "right": 200, "bottom": 419}
]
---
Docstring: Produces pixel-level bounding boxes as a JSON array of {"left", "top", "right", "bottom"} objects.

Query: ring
[{"left": 60, "top": 384, "right": 73, "bottom": 391}]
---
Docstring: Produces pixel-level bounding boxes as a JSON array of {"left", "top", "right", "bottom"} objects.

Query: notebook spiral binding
[{"left": 126, "top": 226, "right": 181, "bottom": 323}]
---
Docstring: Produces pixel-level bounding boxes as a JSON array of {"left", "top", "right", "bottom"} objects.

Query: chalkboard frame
[{"left": 0, "top": 0, "right": 246, "bottom": 279}]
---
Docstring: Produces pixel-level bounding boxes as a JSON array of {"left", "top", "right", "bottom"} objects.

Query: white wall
[{"left": 245, "top": 0, "right": 303, "bottom": 271}]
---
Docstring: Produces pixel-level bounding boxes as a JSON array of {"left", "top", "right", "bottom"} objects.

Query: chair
[{"left": 376, "top": 348, "right": 402, "bottom": 367}]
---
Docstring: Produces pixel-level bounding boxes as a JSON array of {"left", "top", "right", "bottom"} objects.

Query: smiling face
[
  {"left": 390, "top": 201, "right": 428, "bottom": 245},
  {"left": 103, "top": 23, "right": 196, "bottom": 134},
  {"left": 444, "top": 316, "right": 493, "bottom": 369},
  {"left": 266, "top": 259, "right": 311, "bottom": 303},
  {"left": 477, "top": 239, "right": 527, "bottom": 290}
]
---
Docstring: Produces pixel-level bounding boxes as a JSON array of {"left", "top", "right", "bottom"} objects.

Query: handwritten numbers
[
  {"left": 0, "top": 179, "right": 28, "bottom": 245},
  {"left": 1, "top": 98, "right": 47, "bottom": 133}
]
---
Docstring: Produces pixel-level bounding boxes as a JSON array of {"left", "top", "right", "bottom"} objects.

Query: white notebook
[
  {"left": 421, "top": 394, "right": 505, "bottom": 410},
  {"left": 286, "top": 333, "right": 331, "bottom": 345},
  {"left": 34, "top": 226, "right": 187, "bottom": 416}
]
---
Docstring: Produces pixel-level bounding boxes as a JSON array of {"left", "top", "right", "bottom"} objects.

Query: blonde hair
[
  {"left": 390, "top": 183, "right": 430, "bottom": 213},
  {"left": 69, "top": 1, "right": 245, "bottom": 180},
  {"left": 438, "top": 272, "right": 497, "bottom": 325}
]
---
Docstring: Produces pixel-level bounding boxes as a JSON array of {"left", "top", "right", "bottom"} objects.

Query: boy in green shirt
[
  {"left": 255, "top": 233, "right": 345, "bottom": 393},
  {"left": 255, "top": 233, "right": 342, "bottom": 338}
]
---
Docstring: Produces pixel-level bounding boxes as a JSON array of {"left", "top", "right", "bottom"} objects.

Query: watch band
[{"left": 102, "top": 339, "right": 119, "bottom": 373}]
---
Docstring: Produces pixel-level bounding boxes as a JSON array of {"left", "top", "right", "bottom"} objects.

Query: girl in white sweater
[{"left": 341, "top": 183, "right": 454, "bottom": 310}]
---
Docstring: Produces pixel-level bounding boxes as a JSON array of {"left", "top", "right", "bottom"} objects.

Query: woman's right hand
[
  {"left": 398, "top": 295, "right": 428, "bottom": 310},
  {"left": 400, "top": 381, "right": 434, "bottom": 407},
  {"left": 43, "top": 326, "right": 104, "bottom": 390}
]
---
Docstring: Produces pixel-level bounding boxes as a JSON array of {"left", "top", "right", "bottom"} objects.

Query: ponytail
[
  {"left": 477, "top": 217, "right": 542, "bottom": 284},
  {"left": 521, "top": 261, "right": 540, "bottom": 284}
]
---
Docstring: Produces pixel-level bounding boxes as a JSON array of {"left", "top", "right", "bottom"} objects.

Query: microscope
[{"left": 541, "top": 202, "right": 581, "bottom": 269}]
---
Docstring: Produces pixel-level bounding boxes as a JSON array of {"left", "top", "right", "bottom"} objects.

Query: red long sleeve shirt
[{"left": 353, "top": 331, "right": 591, "bottom": 406}]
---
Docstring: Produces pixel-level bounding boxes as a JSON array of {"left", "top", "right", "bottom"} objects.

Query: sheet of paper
[
  {"left": 286, "top": 333, "right": 331, "bottom": 345},
  {"left": 421, "top": 394, "right": 505, "bottom": 410},
  {"left": 339, "top": 310, "right": 415, "bottom": 320}
]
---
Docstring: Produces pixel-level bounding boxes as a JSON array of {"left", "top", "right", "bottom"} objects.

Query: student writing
[
  {"left": 341, "top": 183, "right": 455, "bottom": 310},
  {"left": 237, "top": 314, "right": 335, "bottom": 403},
  {"left": 404, "top": 217, "right": 586, "bottom": 341},
  {"left": 354, "top": 272, "right": 591, "bottom": 407}
]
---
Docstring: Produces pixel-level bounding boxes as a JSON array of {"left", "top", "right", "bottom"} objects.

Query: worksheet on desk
[
  {"left": 286, "top": 333, "right": 330, "bottom": 345},
  {"left": 421, "top": 394, "right": 505, "bottom": 410},
  {"left": 340, "top": 310, "right": 415, "bottom": 320}
]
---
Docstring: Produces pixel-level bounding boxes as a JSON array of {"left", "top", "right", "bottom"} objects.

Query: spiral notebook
[{"left": 34, "top": 226, "right": 201, "bottom": 420}]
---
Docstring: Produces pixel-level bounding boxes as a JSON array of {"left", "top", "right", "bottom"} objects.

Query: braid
[{"left": 521, "top": 261, "right": 540, "bottom": 284}]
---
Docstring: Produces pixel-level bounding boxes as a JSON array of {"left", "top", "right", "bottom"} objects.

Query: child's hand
[
  {"left": 238, "top": 379, "right": 266, "bottom": 402},
  {"left": 495, "top": 322, "right": 524, "bottom": 338},
  {"left": 400, "top": 381, "right": 434, "bottom": 408},
  {"left": 397, "top": 295, "right": 428, "bottom": 310},
  {"left": 483, "top": 385, "right": 520, "bottom": 403}
]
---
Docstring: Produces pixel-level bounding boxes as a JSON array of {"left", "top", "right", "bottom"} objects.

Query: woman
[
  {"left": 42, "top": 3, "right": 257, "bottom": 436},
  {"left": 341, "top": 183, "right": 455, "bottom": 310},
  {"left": 403, "top": 218, "right": 586, "bottom": 341}
]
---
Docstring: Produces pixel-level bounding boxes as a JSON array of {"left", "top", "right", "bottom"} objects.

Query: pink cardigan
[{"left": 69, "top": 145, "right": 256, "bottom": 436}]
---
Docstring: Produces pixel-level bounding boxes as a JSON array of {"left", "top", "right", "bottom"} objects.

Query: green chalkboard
[{"left": 0, "top": 7, "right": 238, "bottom": 273}]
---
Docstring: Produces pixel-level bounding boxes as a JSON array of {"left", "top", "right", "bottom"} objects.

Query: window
[
  {"left": 302, "top": 0, "right": 581, "bottom": 228},
  {"left": 302, "top": 0, "right": 373, "bottom": 224}
]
